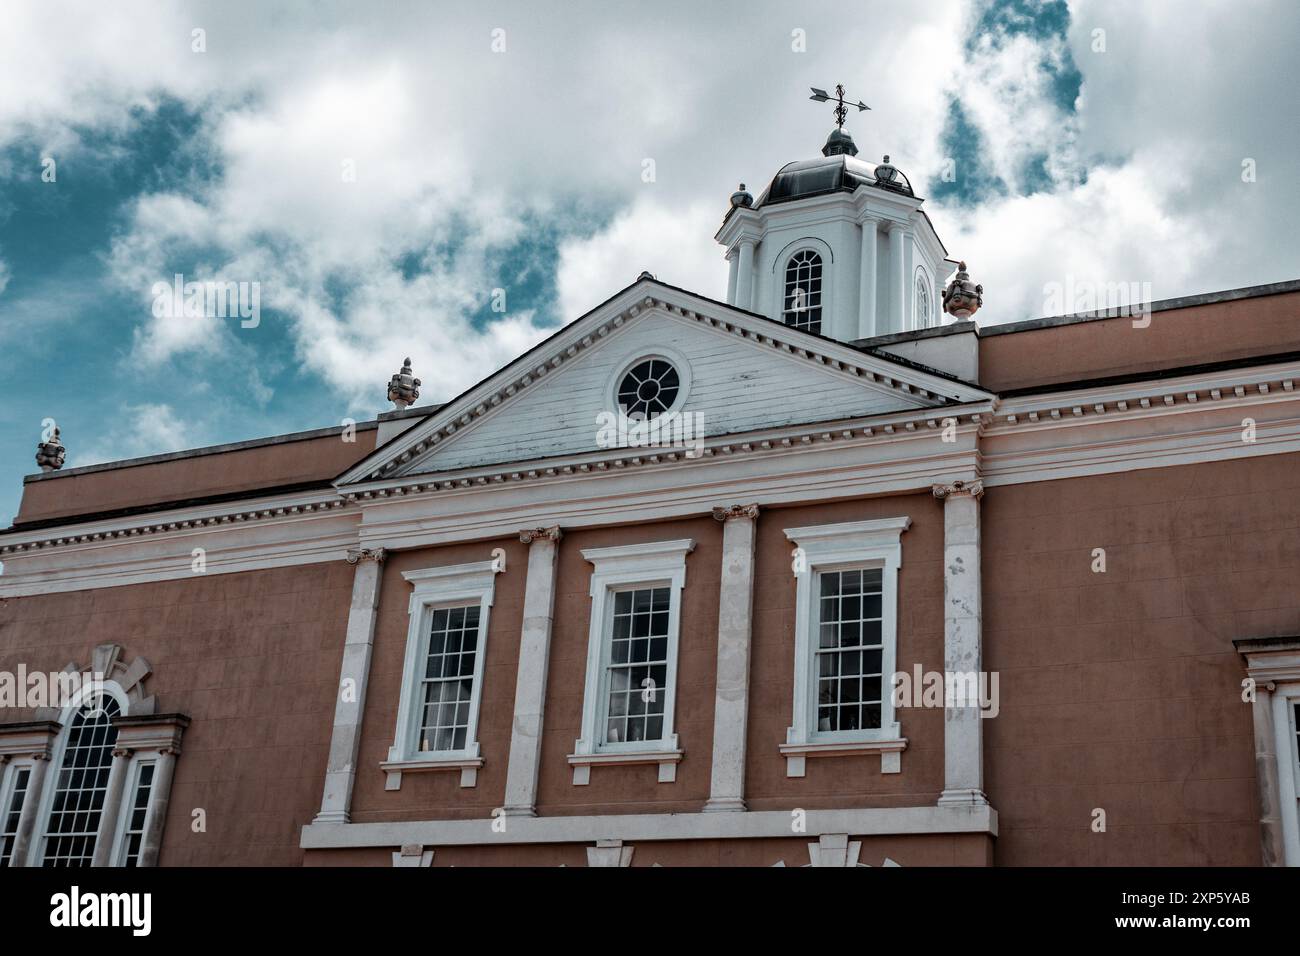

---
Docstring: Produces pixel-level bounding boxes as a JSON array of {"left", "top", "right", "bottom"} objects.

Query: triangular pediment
[{"left": 338, "top": 280, "right": 991, "bottom": 488}]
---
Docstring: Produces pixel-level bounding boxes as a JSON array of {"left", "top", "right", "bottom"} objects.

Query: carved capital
[
  {"left": 519, "top": 526, "right": 563, "bottom": 544},
  {"left": 931, "top": 480, "right": 983, "bottom": 500},
  {"left": 711, "top": 504, "right": 760, "bottom": 522},
  {"left": 345, "top": 547, "right": 386, "bottom": 565}
]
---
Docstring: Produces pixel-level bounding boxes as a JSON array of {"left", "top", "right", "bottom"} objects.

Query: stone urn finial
[
  {"left": 729, "top": 183, "right": 753, "bottom": 208},
  {"left": 942, "top": 260, "right": 984, "bottom": 320},
  {"left": 36, "top": 425, "right": 66, "bottom": 472},
  {"left": 874, "top": 154, "right": 899, "bottom": 185},
  {"left": 387, "top": 357, "right": 421, "bottom": 410}
]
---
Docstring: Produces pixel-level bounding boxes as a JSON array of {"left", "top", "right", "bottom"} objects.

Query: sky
[{"left": 1, "top": 0, "right": 1297, "bottom": 529}]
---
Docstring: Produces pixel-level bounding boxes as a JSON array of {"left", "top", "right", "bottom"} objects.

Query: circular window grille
[{"left": 616, "top": 358, "right": 681, "bottom": 419}]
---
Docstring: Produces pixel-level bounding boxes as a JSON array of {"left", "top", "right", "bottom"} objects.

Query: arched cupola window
[
  {"left": 782, "top": 250, "right": 823, "bottom": 334},
  {"left": 42, "top": 693, "right": 121, "bottom": 866},
  {"left": 914, "top": 268, "right": 932, "bottom": 329}
]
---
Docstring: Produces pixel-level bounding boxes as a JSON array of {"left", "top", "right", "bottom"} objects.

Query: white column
[
  {"left": 9, "top": 753, "right": 51, "bottom": 866},
  {"left": 136, "top": 749, "right": 176, "bottom": 868},
  {"left": 735, "top": 239, "right": 756, "bottom": 312},
  {"left": 858, "top": 217, "right": 878, "bottom": 339},
  {"left": 932, "top": 480, "right": 989, "bottom": 807},
  {"left": 704, "top": 505, "right": 759, "bottom": 812},
  {"left": 91, "top": 748, "right": 132, "bottom": 866},
  {"left": 315, "top": 547, "right": 386, "bottom": 824},
  {"left": 725, "top": 252, "right": 739, "bottom": 305},
  {"left": 503, "top": 527, "right": 563, "bottom": 817},
  {"left": 1250, "top": 684, "right": 1285, "bottom": 865},
  {"left": 887, "top": 224, "right": 906, "bottom": 334}
]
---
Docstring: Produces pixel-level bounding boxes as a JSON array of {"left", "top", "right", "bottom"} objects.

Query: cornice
[
  {"left": 987, "top": 361, "right": 1300, "bottom": 432},
  {"left": 0, "top": 491, "right": 349, "bottom": 558},
  {"left": 337, "top": 403, "right": 994, "bottom": 503}
]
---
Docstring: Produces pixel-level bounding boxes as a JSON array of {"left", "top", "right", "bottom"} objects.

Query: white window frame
[
  {"left": 781, "top": 517, "right": 911, "bottom": 777},
  {"left": 383, "top": 561, "right": 496, "bottom": 789},
  {"left": 0, "top": 758, "right": 35, "bottom": 867},
  {"left": 28, "top": 680, "right": 130, "bottom": 867},
  {"left": 781, "top": 247, "right": 826, "bottom": 334},
  {"left": 110, "top": 755, "right": 157, "bottom": 867},
  {"left": 914, "top": 266, "right": 932, "bottom": 329},
  {"left": 1275, "top": 683, "right": 1300, "bottom": 864},
  {"left": 569, "top": 539, "right": 694, "bottom": 784}
]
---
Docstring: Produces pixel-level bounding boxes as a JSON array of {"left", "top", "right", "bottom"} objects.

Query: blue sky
[{"left": 1, "top": 0, "right": 1298, "bottom": 529}]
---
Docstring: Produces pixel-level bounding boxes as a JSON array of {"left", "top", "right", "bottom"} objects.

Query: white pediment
[{"left": 339, "top": 282, "right": 989, "bottom": 487}]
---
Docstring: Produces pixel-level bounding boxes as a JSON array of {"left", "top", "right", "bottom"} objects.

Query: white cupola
[{"left": 716, "top": 126, "right": 955, "bottom": 344}]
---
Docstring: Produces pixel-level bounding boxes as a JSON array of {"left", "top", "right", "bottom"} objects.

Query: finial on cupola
[
  {"left": 36, "top": 425, "right": 66, "bottom": 472},
  {"left": 810, "top": 84, "right": 868, "bottom": 157},
  {"left": 730, "top": 183, "right": 753, "bottom": 208},
  {"left": 942, "top": 261, "right": 984, "bottom": 320},
  {"left": 387, "top": 357, "right": 421, "bottom": 410}
]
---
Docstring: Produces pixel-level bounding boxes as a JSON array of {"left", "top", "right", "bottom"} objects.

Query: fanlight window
[
  {"left": 617, "top": 359, "right": 680, "bottom": 420},
  {"left": 915, "top": 272, "right": 932, "bottom": 328},
  {"left": 783, "top": 250, "right": 824, "bottom": 334},
  {"left": 42, "top": 694, "right": 121, "bottom": 867}
]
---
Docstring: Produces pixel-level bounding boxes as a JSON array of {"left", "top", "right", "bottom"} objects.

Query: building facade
[{"left": 2, "top": 128, "right": 1299, "bottom": 867}]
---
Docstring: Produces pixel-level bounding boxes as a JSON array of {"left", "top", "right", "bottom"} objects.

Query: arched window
[
  {"left": 41, "top": 693, "right": 121, "bottom": 866},
  {"left": 915, "top": 269, "right": 932, "bottom": 328},
  {"left": 783, "top": 250, "right": 823, "bottom": 334}
]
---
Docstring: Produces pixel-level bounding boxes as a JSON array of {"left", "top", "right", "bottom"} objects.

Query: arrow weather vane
[{"left": 809, "top": 84, "right": 870, "bottom": 129}]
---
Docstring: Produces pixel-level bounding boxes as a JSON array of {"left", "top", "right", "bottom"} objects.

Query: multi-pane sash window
[
  {"left": 118, "top": 762, "right": 154, "bottom": 868},
  {"left": 388, "top": 561, "right": 496, "bottom": 787},
  {"left": 0, "top": 766, "right": 31, "bottom": 867},
  {"left": 783, "top": 249, "right": 823, "bottom": 334},
  {"left": 42, "top": 695, "right": 121, "bottom": 866},
  {"left": 572, "top": 540, "right": 693, "bottom": 782},
  {"left": 605, "top": 587, "right": 670, "bottom": 745},
  {"left": 782, "top": 518, "right": 909, "bottom": 776},
  {"left": 418, "top": 604, "right": 481, "bottom": 753},
  {"left": 816, "top": 568, "right": 885, "bottom": 733}
]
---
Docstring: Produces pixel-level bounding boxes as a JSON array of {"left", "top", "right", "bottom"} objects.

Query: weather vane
[{"left": 809, "top": 84, "right": 870, "bottom": 129}]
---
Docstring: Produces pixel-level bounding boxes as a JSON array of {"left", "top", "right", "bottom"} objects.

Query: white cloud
[
  {"left": 4, "top": 0, "right": 1298, "bottom": 405},
  {"left": 72, "top": 402, "right": 198, "bottom": 467},
  {"left": 556, "top": 198, "right": 726, "bottom": 320}
]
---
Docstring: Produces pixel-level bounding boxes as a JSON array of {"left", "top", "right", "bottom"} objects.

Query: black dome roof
[{"left": 755, "top": 130, "right": 915, "bottom": 207}]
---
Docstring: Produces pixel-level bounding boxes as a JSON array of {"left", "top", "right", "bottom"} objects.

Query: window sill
[
  {"left": 381, "top": 755, "right": 484, "bottom": 790},
  {"left": 779, "top": 738, "right": 907, "bottom": 777},
  {"left": 567, "top": 749, "right": 683, "bottom": 785}
]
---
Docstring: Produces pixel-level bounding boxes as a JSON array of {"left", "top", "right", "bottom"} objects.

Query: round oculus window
[{"left": 616, "top": 358, "right": 681, "bottom": 419}]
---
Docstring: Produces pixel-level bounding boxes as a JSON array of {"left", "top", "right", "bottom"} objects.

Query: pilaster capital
[
  {"left": 345, "top": 547, "right": 386, "bottom": 565},
  {"left": 519, "top": 526, "right": 563, "bottom": 545},
  {"left": 711, "top": 504, "right": 760, "bottom": 522},
  {"left": 932, "top": 479, "right": 984, "bottom": 500}
]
